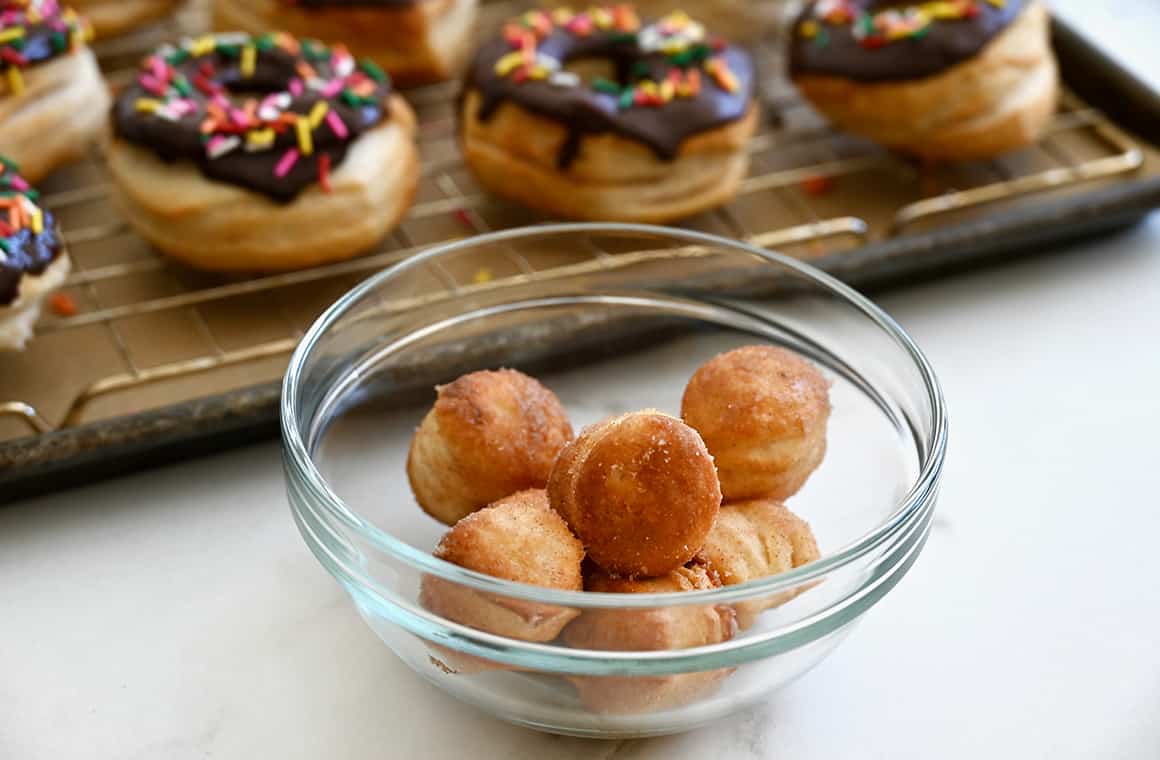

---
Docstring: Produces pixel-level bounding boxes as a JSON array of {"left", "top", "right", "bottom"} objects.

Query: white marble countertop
[{"left": 3, "top": 212, "right": 1159, "bottom": 759}]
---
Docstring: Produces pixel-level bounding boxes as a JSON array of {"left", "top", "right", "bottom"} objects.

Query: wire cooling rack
[{"left": 0, "top": 1, "right": 1150, "bottom": 444}]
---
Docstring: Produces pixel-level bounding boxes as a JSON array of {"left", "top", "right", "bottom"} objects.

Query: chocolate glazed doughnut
[
  {"left": 211, "top": 0, "right": 478, "bottom": 86},
  {"left": 0, "top": 1, "right": 110, "bottom": 183},
  {"left": 460, "top": 7, "right": 759, "bottom": 223},
  {"left": 106, "top": 32, "right": 420, "bottom": 271},
  {"left": 114, "top": 34, "right": 396, "bottom": 200},
  {"left": 789, "top": 0, "right": 1058, "bottom": 161},
  {"left": 0, "top": 157, "right": 71, "bottom": 350}
]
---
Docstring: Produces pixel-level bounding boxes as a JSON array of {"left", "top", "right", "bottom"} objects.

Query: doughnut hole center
[{"left": 560, "top": 57, "right": 623, "bottom": 87}]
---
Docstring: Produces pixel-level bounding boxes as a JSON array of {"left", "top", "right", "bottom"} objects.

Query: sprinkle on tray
[
  {"left": 802, "top": 174, "right": 835, "bottom": 196},
  {"left": 452, "top": 208, "right": 475, "bottom": 229},
  {"left": 49, "top": 291, "right": 77, "bottom": 317}
]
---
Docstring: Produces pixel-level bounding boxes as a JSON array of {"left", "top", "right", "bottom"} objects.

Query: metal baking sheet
[{"left": 2, "top": 4, "right": 1159, "bottom": 500}]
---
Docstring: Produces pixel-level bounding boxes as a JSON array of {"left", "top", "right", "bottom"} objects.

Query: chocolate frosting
[
  {"left": 465, "top": 13, "right": 755, "bottom": 169},
  {"left": 0, "top": 0, "right": 89, "bottom": 71},
  {"left": 789, "top": 0, "right": 1027, "bottom": 83},
  {"left": 0, "top": 162, "right": 63, "bottom": 307},
  {"left": 0, "top": 220, "right": 61, "bottom": 306},
  {"left": 113, "top": 35, "right": 392, "bottom": 202}
]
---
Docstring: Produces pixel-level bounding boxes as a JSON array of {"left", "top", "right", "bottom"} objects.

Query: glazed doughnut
[
  {"left": 407, "top": 369, "right": 573, "bottom": 525},
  {"left": 547, "top": 410, "right": 721, "bottom": 578},
  {"left": 789, "top": 0, "right": 1058, "bottom": 161},
  {"left": 0, "top": 1, "right": 109, "bottom": 183},
  {"left": 563, "top": 563, "right": 735, "bottom": 714},
  {"left": 107, "top": 32, "right": 419, "bottom": 271},
  {"left": 682, "top": 346, "right": 831, "bottom": 502},
  {"left": 0, "top": 158, "right": 70, "bottom": 350},
  {"left": 460, "top": 7, "right": 759, "bottom": 223},
  {"left": 211, "top": 0, "right": 478, "bottom": 86},
  {"left": 419, "top": 490, "right": 585, "bottom": 643},
  {"left": 696, "top": 499, "right": 820, "bottom": 629},
  {"left": 68, "top": 0, "right": 180, "bottom": 38}
]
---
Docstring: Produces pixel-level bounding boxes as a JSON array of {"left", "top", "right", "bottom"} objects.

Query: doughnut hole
[
  {"left": 560, "top": 57, "right": 620, "bottom": 86},
  {"left": 682, "top": 346, "right": 831, "bottom": 502},
  {"left": 406, "top": 369, "right": 573, "bottom": 525},
  {"left": 563, "top": 563, "right": 736, "bottom": 714},
  {"left": 419, "top": 490, "right": 584, "bottom": 673},
  {"left": 548, "top": 410, "right": 722, "bottom": 578},
  {"left": 563, "top": 563, "right": 736, "bottom": 651},
  {"left": 696, "top": 499, "right": 821, "bottom": 629}
]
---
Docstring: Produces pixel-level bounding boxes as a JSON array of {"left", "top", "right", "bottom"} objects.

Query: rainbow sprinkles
[
  {"left": 0, "top": 0, "right": 91, "bottom": 96},
  {"left": 801, "top": 0, "right": 1009, "bottom": 48},
  {"left": 114, "top": 32, "right": 394, "bottom": 201},
  {"left": 493, "top": 7, "right": 741, "bottom": 111},
  {"left": 0, "top": 157, "right": 45, "bottom": 246},
  {"left": 0, "top": 156, "right": 62, "bottom": 306}
]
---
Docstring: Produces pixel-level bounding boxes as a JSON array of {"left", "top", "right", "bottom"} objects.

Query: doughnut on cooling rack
[{"left": 1, "top": 0, "right": 1157, "bottom": 498}]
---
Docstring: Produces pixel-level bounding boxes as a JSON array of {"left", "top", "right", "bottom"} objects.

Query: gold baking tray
[{"left": 1, "top": 1, "right": 1158, "bottom": 486}]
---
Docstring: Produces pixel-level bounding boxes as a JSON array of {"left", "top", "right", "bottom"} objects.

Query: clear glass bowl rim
[{"left": 281, "top": 222, "right": 948, "bottom": 609}]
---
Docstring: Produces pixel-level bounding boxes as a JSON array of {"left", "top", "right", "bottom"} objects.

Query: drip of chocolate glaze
[
  {"left": 0, "top": 213, "right": 62, "bottom": 306},
  {"left": 112, "top": 44, "right": 391, "bottom": 202},
  {"left": 464, "top": 30, "right": 755, "bottom": 170},
  {"left": 788, "top": 0, "right": 1027, "bottom": 82}
]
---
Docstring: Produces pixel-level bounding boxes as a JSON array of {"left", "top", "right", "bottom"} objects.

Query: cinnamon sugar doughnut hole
[
  {"left": 696, "top": 499, "right": 820, "bottom": 629},
  {"left": 420, "top": 490, "right": 584, "bottom": 641},
  {"left": 547, "top": 410, "right": 721, "bottom": 578},
  {"left": 420, "top": 489, "right": 584, "bottom": 673},
  {"left": 407, "top": 369, "right": 573, "bottom": 525},
  {"left": 563, "top": 563, "right": 736, "bottom": 714},
  {"left": 682, "top": 346, "right": 831, "bottom": 502}
]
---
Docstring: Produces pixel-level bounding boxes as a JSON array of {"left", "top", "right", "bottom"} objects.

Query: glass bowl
[{"left": 281, "top": 223, "right": 947, "bottom": 739}]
